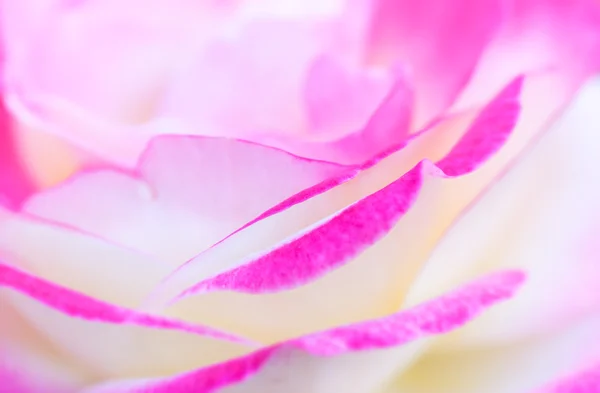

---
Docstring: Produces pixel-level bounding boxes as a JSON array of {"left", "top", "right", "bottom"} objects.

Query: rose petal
[
  {"left": 260, "top": 67, "right": 413, "bottom": 164},
  {"left": 0, "top": 262, "right": 250, "bottom": 343},
  {"left": 404, "top": 77, "right": 600, "bottom": 347},
  {"left": 142, "top": 77, "right": 522, "bottom": 343},
  {"left": 0, "top": 294, "right": 88, "bottom": 393},
  {"left": 302, "top": 54, "right": 394, "bottom": 137},
  {"left": 0, "top": 262, "right": 254, "bottom": 382},
  {"left": 453, "top": 0, "right": 600, "bottom": 112},
  {"left": 155, "top": 77, "right": 521, "bottom": 297},
  {"left": 0, "top": 100, "right": 33, "bottom": 207},
  {"left": 23, "top": 136, "right": 347, "bottom": 263},
  {"left": 4, "top": 0, "right": 396, "bottom": 174},
  {"left": 366, "top": 0, "right": 504, "bottom": 128},
  {"left": 0, "top": 365, "right": 35, "bottom": 393},
  {"left": 2, "top": 0, "right": 232, "bottom": 123},
  {"left": 175, "top": 162, "right": 427, "bottom": 297},
  {"left": 0, "top": 207, "right": 171, "bottom": 308},
  {"left": 84, "top": 270, "right": 524, "bottom": 393},
  {"left": 159, "top": 1, "right": 380, "bottom": 143},
  {"left": 1, "top": 0, "right": 239, "bottom": 183},
  {"left": 534, "top": 362, "right": 600, "bottom": 393},
  {"left": 161, "top": 20, "right": 336, "bottom": 138},
  {"left": 389, "top": 314, "right": 600, "bottom": 393}
]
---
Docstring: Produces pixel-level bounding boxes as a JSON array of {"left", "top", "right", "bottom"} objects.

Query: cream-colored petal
[
  {"left": 0, "top": 293, "right": 90, "bottom": 391},
  {"left": 2, "top": 288, "right": 250, "bottom": 384},
  {"left": 0, "top": 208, "right": 170, "bottom": 307},
  {"left": 386, "top": 314, "right": 600, "bottom": 393},
  {"left": 156, "top": 80, "right": 526, "bottom": 342},
  {"left": 405, "top": 77, "right": 600, "bottom": 348}
]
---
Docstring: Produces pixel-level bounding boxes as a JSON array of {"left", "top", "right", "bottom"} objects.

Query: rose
[
  {"left": 9, "top": 0, "right": 595, "bottom": 187},
  {"left": 1, "top": 0, "right": 600, "bottom": 392}
]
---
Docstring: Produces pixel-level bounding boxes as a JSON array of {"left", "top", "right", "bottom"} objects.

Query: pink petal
[
  {"left": 0, "top": 206, "right": 173, "bottom": 309},
  {"left": 85, "top": 270, "right": 525, "bottom": 393},
  {"left": 178, "top": 162, "right": 425, "bottom": 297},
  {"left": 0, "top": 295, "right": 91, "bottom": 392},
  {"left": 138, "top": 77, "right": 522, "bottom": 343},
  {"left": 390, "top": 314, "right": 600, "bottom": 393},
  {"left": 1, "top": 0, "right": 244, "bottom": 176},
  {"left": 302, "top": 55, "right": 394, "bottom": 136},
  {"left": 0, "top": 261, "right": 255, "bottom": 382},
  {"left": 0, "top": 366, "right": 34, "bottom": 393},
  {"left": 0, "top": 99, "right": 33, "bottom": 207},
  {"left": 0, "top": 262, "right": 250, "bottom": 343},
  {"left": 160, "top": 20, "right": 335, "bottom": 137},
  {"left": 365, "top": 0, "right": 505, "bottom": 128},
  {"left": 4, "top": 1, "right": 400, "bottom": 169},
  {"left": 155, "top": 77, "right": 522, "bottom": 302},
  {"left": 453, "top": 0, "right": 600, "bottom": 112},
  {"left": 2, "top": 0, "right": 233, "bottom": 123},
  {"left": 535, "top": 363, "right": 600, "bottom": 393},
  {"left": 24, "top": 136, "right": 347, "bottom": 263},
  {"left": 160, "top": 3, "right": 378, "bottom": 143},
  {"left": 260, "top": 67, "right": 413, "bottom": 164},
  {"left": 291, "top": 270, "right": 525, "bottom": 356},
  {"left": 404, "top": 76, "right": 600, "bottom": 347}
]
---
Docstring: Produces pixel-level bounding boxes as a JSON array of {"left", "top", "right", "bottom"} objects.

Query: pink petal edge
[
  {"left": 0, "top": 100, "right": 34, "bottom": 208},
  {"left": 366, "top": 0, "right": 505, "bottom": 128},
  {"left": 0, "top": 262, "right": 255, "bottom": 345},
  {"left": 534, "top": 363, "right": 600, "bottom": 393},
  {"left": 21, "top": 132, "right": 352, "bottom": 265},
  {"left": 85, "top": 269, "right": 526, "bottom": 393},
  {"left": 156, "top": 76, "right": 523, "bottom": 304},
  {"left": 258, "top": 67, "right": 414, "bottom": 165}
]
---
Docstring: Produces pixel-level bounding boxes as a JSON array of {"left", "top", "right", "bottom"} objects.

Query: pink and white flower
[{"left": 0, "top": 0, "right": 600, "bottom": 392}]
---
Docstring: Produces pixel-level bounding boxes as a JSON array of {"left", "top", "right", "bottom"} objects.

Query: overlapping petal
[
  {"left": 405, "top": 76, "right": 600, "bottom": 346},
  {"left": 453, "top": 0, "right": 600, "bottom": 112},
  {"left": 0, "top": 261, "right": 255, "bottom": 385},
  {"left": 0, "top": 1, "right": 599, "bottom": 392},
  {"left": 388, "top": 315, "right": 600, "bottom": 393},
  {"left": 140, "top": 77, "right": 522, "bottom": 343},
  {"left": 82, "top": 270, "right": 524, "bottom": 393},
  {"left": 379, "top": 77, "right": 600, "bottom": 393},
  {"left": 366, "top": 0, "right": 505, "bottom": 128},
  {"left": 2, "top": 0, "right": 386, "bottom": 178},
  {"left": 23, "top": 136, "right": 347, "bottom": 262}
]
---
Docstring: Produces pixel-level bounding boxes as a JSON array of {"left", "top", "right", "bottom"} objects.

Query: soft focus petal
[
  {"left": 0, "top": 208, "right": 171, "bottom": 307},
  {"left": 160, "top": 17, "right": 380, "bottom": 138},
  {"left": 1, "top": 2, "right": 598, "bottom": 391},
  {"left": 405, "top": 77, "right": 600, "bottom": 347},
  {"left": 1, "top": 0, "right": 233, "bottom": 122},
  {"left": 3, "top": 0, "right": 382, "bottom": 178},
  {"left": 0, "top": 262, "right": 250, "bottom": 343},
  {"left": 260, "top": 70, "right": 413, "bottom": 164},
  {"left": 0, "top": 262, "right": 253, "bottom": 384},
  {"left": 0, "top": 293, "right": 88, "bottom": 393},
  {"left": 302, "top": 55, "right": 393, "bottom": 136},
  {"left": 84, "top": 270, "right": 524, "bottom": 393},
  {"left": 1, "top": 0, "right": 238, "bottom": 185},
  {"left": 454, "top": 0, "right": 600, "bottom": 112},
  {"left": 534, "top": 362, "right": 600, "bottom": 393},
  {"left": 388, "top": 314, "right": 600, "bottom": 393},
  {"left": 144, "top": 78, "right": 522, "bottom": 342},
  {"left": 24, "top": 136, "right": 347, "bottom": 262},
  {"left": 0, "top": 97, "right": 33, "bottom": 207},
  {"left": 366, "top": 0, "right": 504, "bottom": 128}
]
